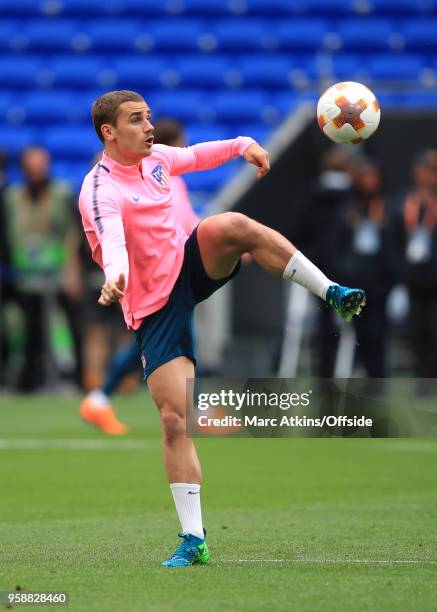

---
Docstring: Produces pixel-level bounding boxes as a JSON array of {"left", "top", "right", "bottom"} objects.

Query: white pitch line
[
  {"left": 219, "top": 559, "right": 437, "bottom": 564},
  {"left": 0, "top": 438, "right": 153, "bottom": 451}
]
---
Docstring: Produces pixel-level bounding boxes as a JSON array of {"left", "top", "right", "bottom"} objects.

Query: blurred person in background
[
  {"left": 309, "top": 147, "right": 356, "bottom": 377},
  {"left": 2, "top": 146, "right": 83, "bottom": 391},
  {"left": 390, "top": 149, "right": 437, "bottom": 390},
  {"left": 79, "top": 118, "right": 200, "bottom": 434},
  {"left": 0, "top": 149, "right": 11, "bottom": 383},
  {"left": 330, "top": 157, "right": 393, "bottom": 382}
]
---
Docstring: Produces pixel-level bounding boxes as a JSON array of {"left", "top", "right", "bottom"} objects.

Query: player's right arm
[{"left": 79, "top": 182, "right": 129, "bottom": 306}]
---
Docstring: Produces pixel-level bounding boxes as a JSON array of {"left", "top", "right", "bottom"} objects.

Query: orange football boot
[{"left": 80, "top": 397, "right": 129, "bottom": 436}]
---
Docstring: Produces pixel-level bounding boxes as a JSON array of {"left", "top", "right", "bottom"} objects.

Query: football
[{"left": 317, "top": 81, "right": 381, "bottom": 144}]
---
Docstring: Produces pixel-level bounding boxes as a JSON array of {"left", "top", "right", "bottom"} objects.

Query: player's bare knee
[
  {"left": 160, "top": 407, "right": 186, "bottom": 444},
  {"left": 221, "top": 212, "right": 253, "bottom": 247}
]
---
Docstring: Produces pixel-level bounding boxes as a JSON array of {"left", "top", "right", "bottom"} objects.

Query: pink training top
[
  {"left": 79, "top": 137, "right": 254, "bottom": 329},
  {"left": 171, "top": 174, "right": 200, "bottom": 235}
]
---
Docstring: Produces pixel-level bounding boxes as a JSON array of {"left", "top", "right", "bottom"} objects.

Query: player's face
[{"left": 107, "top": 101, "right": 155, "bottom": 160}]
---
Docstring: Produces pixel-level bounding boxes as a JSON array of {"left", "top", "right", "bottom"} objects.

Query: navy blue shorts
[{"left": 135, "top": 225, "right": 241, "bottom": 380}]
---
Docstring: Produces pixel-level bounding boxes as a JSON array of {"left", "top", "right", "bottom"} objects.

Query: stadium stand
[{"left": 0, "top": 0, "right": 436, "bottom": 196}]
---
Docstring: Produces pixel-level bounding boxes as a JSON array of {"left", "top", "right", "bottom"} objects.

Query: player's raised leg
[
  {"left": 197, "top": 212, "right": 366, "bottom": 321},
  {"left": 147, "top": 356, "right": 209, "bottom": 568}
]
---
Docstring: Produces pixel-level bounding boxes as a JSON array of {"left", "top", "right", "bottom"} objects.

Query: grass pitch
[{"left": 1, "top": 393, "right": 437, "bottom": 611}]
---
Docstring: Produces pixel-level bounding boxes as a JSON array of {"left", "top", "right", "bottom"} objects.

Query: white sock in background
[
  {"left": 170, "top": 483, "right": 204, "bottom": 540},
  {"left": 283, "top": 250, "right": 334, "bottom": 300},
  {"left": 88, "top": 390, "right": 111, "bottom": 409}
]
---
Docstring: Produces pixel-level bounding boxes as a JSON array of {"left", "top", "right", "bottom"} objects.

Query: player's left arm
[{"left": 159, "top": 138, "right": 270, "bottom": 179}]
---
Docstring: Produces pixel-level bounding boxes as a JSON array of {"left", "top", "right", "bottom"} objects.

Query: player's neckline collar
[{"left": 101, "top": 152, "right": 142, "bottom": 176}]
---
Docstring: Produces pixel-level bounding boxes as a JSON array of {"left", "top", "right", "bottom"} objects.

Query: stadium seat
[
  {"left": 146, "top": 19, "right": 208, "bottom": 51},
  {"left": 183, "top": 162, "right": 239, "bottom": 191},
  {"left": 402, "top": 19, "right": 437, "bottom": 50},
  {"left": 149, "top": 90, "right": 209, "bottom": 122},
  {"left": 51, "top": 159, "right": 95, "bottom": 190},
  {"left": 51, "top": 56, "right": 105, "bottom": 89},
  {"left": 23, "top": 19, "right": 83, "bottom": 51},
  {"left": 0, "top": 56, "right": 44, "bottom": 89},
  {"left": 186, "top": 123, "right": 230, "bottom": 144},
  {"left": 212, "top": 91, "right": 269, "bottom": 123},
  {"left": 288, "top": 0, "right": 356, "bottom": 15},
  {"left": 367, "top": 0, "right": 436, "bottom": 15},
  {"left": 0, "top": 21, "right": 21, "bottom": 50},
  {"left": 275, "top": 19, "right": 329, "bottom": 51},
  {"left": 273, "top": 92, "right": 303, "bottom": 119},
  {"left": 367, "top": 54, "right": 425, "bottom": 79},
  {"left": 22, "top": 91, "right": 76, "bottom": 124},
  {"left": 329, "top": 54, "right": 364, "bottom": 80},
  {"left": 236, "top": 123, "right": 273, "bottom": 145},
  {"left": 0, "top": 93, "right": 12, "bottom": 123},
  {"left": 113, "top": 56, "right": 171, "bottom": 90},
  {"left": 175, "top": 56, "right": 231, "bottom": 88},
  {"left": 212, "top": 20, "right": 275, "bottom": 52},
  {"left": 336, "top": 19, "right": 396, "bottom": 51},
  {"left": 55, "top": 0, "right": 128, "bottom": 16},
  {"left": 400, "top": 92, "right": 437, "bottom": 107},
  {"left": 0, "top": 0, "right": 44, "bottom": 16},
  {"left": 170, "top": 0, "right": 233, "bottom": 15},
  {"left": 0, "top": 127, "right": 37, "bottom": 157},
  {"left": 231, "top": 0, "right": 296, "bottom": 16},
  {"left": 84, "top": 20, "right": 143, "bottom": 52},
  {"left": 236, "top": 55, "right": 296, "bottom": 88},
  {"left": 43, "top": 126, "right": 99, "bottom": 159}
]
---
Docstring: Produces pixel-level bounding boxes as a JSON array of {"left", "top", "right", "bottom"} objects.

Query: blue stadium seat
[
  {"left": 400, "top": 92, "right": 437, "bottom": 107},
  {"left": 402, "top": 19, "right": 437, "bottom": 50},
  {"left": 113, "top": 56, "right": 170, "bottom": 90},
  {"left": 85, "top": 20, "right": 143, "bottom": 52},
  {"left": 288, "top": 0, "right": 356, "bottom": 15},
  {"left": 336, "top": 19, "right": 396, "bottom": 51},
  {"left": 237, "top": 55, "right": 296, "bottom": 88},
  {"left": 330, "top": 54, "right": 364, "bottom": 80},
  {"left": 275, "top": 19, "right": 329, "bottom": 51},
  {"left": 147, "top": 20, "right": 207, "bottom": 51},
  {"left": 236, "top": 124, "right": 273, "bottom": 145},
  {"left": 24, "top": 20, "right": 85, "bottom": 52},
  {"left": 0, "top": 56, "right": 44, "bottom": 89},
  {"left": 212, "top": 20, "right": 274, "bottom": 51},
  {"left": 170, "top": 0, "right": 233, "bottom": 15},
  {"left": 367, "top": 54, "right": 425, "bottom": 79},
  {"left": 367, "top": 0, "right": 436, "bottom": 15},
  {"left": 186, "top": 123, "right": 230, "bottom": 144},
  {"left": 149, "top": 90, "right": 209, "bottom": 122},
  {"left": 0, "top": 127, "right": 37, "bottom": 157},
  {"left": 212, "top": 91, "right": 269, "bottom": 123},
  {"left": 175, "top": 56, "right": 231, "bottom": 88},
  {"left": 0, "top": 21, "right": 20, "bottom": 50},
  {"left": 51, "top": 56, "right": 104, "bottom": 89},
  {"left": 115, "top": 0, "right": 173, "bottom": 16},
  {"left": 274, "top": 92, "right": 308, "bottom": 119},
  {"left": 51, "top": 160, "right": 94, "bottom": 191},
  {"left": 0, "top": 93, "right": 12, "bottom": 123},
  {"left": 55, "top": 0, "right": 127, "bottom": 16},
  {"left": 43, "top": 126, "right": 99, "bottom": 159},
  {"left": 0, "top": 0, "right": 44, "bottom": 16},
  {"left": 23, "top": 91, "right": 76, "bottom": 124},
  {"left": 184, "top": 162, "right": 239, "bottom": 191},
  {"left": 232, "top": 0, "right": 296, "bottom": 16}
]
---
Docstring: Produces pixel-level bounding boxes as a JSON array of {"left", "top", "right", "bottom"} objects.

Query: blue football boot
[
  {"left": 161, "top": 531, "right": 209, "bottom": 568},
  {"left": 326, "top": 285, "right": 366, "bottom": 322}
]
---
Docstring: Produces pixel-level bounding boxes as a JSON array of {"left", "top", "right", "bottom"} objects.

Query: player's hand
[
  {"left": 98, "top": 273, "right": 126, "bottom": 306},
  {"left": 243, "top": 143, "right": 270, "bottom": 178}
]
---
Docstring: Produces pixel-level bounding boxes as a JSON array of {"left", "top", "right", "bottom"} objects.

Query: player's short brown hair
[{"left": 92, "top": 90, "right": 145, "bottom": 143}]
